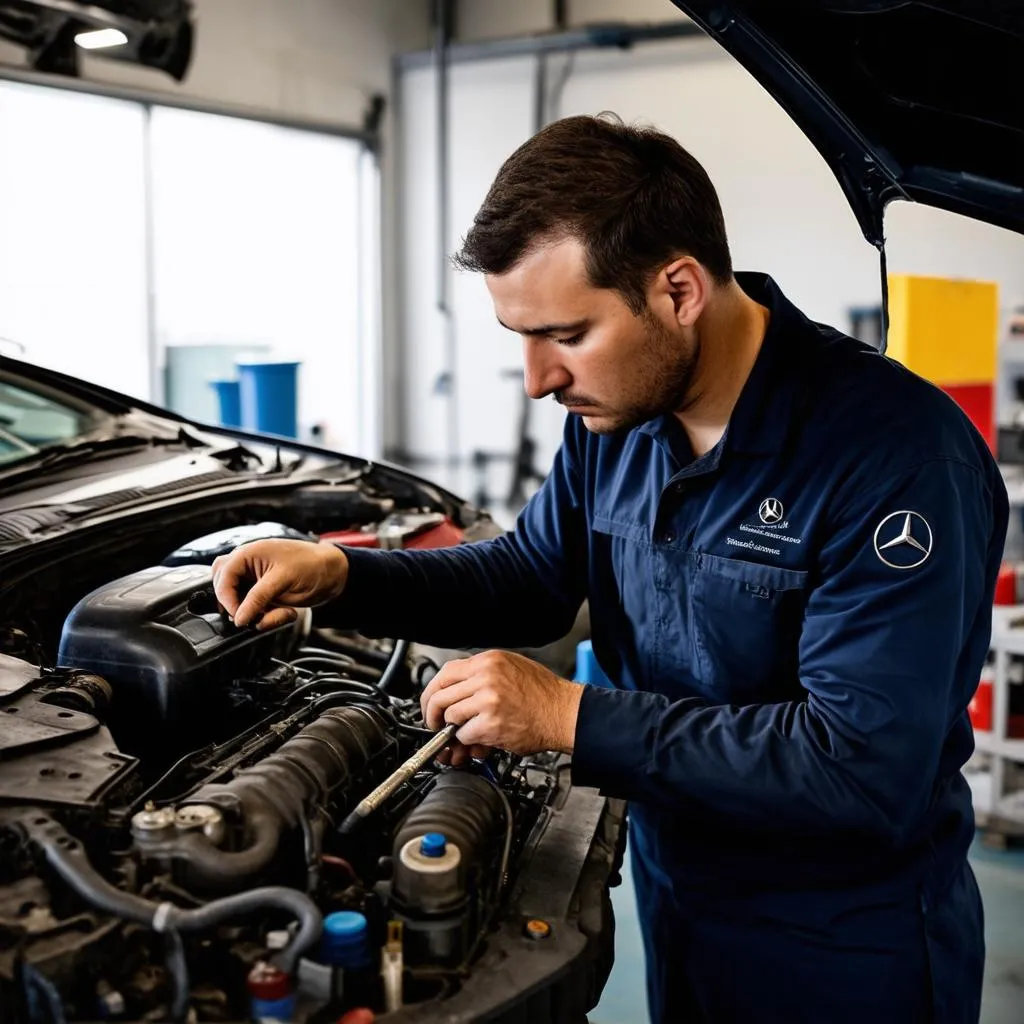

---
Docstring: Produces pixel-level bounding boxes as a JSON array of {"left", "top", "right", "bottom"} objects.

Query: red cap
[
  {"left": 336, "top": 1010, "right": 375, "bottom": 1024},
  {"left": 246, "top": 962, "right": 291, "bottom": 1001}
]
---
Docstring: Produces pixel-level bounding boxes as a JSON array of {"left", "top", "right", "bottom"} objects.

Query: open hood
[{"left": 670, "top": 1, "right": 1024, "bottom": 248}]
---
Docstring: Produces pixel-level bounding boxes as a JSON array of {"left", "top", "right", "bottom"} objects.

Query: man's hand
[
  {"left": 211, "top": 539, "right": 349, "bottom": 630},
  {"left": 420, "top": 650, "right": 584, "bottom": 766}
]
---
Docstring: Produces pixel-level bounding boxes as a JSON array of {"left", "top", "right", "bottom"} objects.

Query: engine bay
[{"left": 0, "top": 516, "right": 620, "bottom": 1024}]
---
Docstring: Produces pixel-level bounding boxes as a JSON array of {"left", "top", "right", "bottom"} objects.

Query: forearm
[
  {"left": 320, "top": 533, "right": 582, "bottom": 649},
  {"left": 571, "top": 686, "right": 936, "bottom": 842}
]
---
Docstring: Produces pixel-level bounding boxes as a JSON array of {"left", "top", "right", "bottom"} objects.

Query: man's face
[{"left": 485, "top": 237, "right": 698, "bottom": 435}]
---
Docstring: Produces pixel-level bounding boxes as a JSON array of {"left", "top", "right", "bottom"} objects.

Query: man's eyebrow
[{"left": 496, "top": 317, "right": 587, "bottom": 337}]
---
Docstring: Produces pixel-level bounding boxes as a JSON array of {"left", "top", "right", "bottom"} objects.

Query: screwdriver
[{"left": 338, "top": 723, "right": 458, "bottom": 834}]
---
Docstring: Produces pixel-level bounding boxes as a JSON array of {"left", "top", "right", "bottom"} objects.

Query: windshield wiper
[
  {"left": 0, "top": 424, "right": 38, "bottom": 458},
  {"left": 0, "top": 433, "right": 177, "bottom": 484}
]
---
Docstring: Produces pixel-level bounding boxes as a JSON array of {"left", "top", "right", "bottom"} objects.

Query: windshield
[{"left": 0, "top": 379, "right": 94, "bottom": 465}]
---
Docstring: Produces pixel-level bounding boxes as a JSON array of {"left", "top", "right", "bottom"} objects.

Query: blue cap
[
  {"left": 420, "top": 832, "right": 447, "bottom": 858},
  {"left": 250, "top": 993, "right": 296, "bottom": 1022},
  {"left": 321, "top": 911, "right": 370, "bottom": 968}
]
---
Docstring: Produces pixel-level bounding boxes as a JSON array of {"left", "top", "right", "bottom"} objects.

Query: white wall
[
  {"left": 397, "top": 34, "right": 1024, "bottom": 517},
  {"left": 399, "top": 55, "right": 540, "bottom": 507},
  {"left": 455, "top": 0, "right": 690, "bottom": 41},
  {"left": 0, "top": 0, "right": 430, "bottom": 128}
]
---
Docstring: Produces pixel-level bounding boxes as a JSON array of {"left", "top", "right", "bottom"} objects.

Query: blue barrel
[
  {"left": 209, "top": 379, "right": 242, "bottom": 429},
  {"left": 575, "top": 639, "right": 612, "bottom": 688},
  {"left": 237, "top": 361, "right": 300, "bottom": 439}
]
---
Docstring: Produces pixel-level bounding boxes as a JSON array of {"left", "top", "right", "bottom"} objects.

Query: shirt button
[
  {"left": 673, "top": 482, "right": 686, "bottom": 494},
  {"left": 662, "top": 530, "right": 676, "bottom": 544}
]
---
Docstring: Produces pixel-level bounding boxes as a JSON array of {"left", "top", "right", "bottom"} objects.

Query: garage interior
[{"left": 1, "top": 2, "right": 1023, "bottom": 1023}]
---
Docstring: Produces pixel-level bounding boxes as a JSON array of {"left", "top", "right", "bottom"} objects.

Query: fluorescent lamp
[{"left": 74, "top": 28, "right": 128, "bottom": 50}]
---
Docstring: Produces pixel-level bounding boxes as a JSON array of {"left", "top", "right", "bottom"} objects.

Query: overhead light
[{"left": 74, "top": 28, "right": 129, "bottom": 50}]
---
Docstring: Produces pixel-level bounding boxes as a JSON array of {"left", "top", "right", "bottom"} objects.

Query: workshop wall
[
  {"left": 395, "top": 32, "right": 1024, "bottom": 519},
  {"left": 0, "top": 0, "right": 430, "bottom": 128},
  {"left": 455, "top": 0, "right": 689, "bottom": 42}
]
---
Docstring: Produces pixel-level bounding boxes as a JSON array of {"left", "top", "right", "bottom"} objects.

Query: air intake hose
[{"left": 135, "top": 706, "right": 391, "bottom": 892}]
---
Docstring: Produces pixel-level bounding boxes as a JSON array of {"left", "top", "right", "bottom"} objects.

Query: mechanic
[{"left": 213, "top": 114, "right": 1008, "bottom": 1024}]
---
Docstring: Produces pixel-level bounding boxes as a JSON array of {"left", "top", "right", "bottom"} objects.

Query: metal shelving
[{"left": 972, "top": 605, "right": 1024, "bottom": 828}]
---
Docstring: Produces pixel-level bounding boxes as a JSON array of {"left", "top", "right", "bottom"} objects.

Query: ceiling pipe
[{"left": 396, "top": 19, "right": 706, "bottom": 71}]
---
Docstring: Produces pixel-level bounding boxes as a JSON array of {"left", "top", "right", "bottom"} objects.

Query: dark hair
[{"left": 452, "top": 113, "right": 732, "bottom": 313}]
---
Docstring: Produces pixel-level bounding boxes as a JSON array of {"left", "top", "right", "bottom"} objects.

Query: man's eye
[{"left": 557, "top": 333, "right": 584, "bottom": 346}]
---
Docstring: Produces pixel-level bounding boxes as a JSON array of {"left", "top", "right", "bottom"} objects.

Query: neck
[{"left": 674, "top": 280, "right": 769, "bottom": 457}]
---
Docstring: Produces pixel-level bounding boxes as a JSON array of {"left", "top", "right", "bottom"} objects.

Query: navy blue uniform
[{"left": 334, "top": 274, "right": 1008, "bottom": 1023}]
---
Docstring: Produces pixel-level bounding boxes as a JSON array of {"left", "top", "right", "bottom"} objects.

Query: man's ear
[{"left": 652, "top": 256, "right": 709, "bottom": 328}]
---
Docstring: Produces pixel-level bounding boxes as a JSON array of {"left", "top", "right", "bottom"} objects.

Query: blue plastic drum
[
  {"left": 237, "top": 361, "right": 300, "bottom": 439},
  {"left": 209, "top": 379, "right": 242, "bottom": 429}
]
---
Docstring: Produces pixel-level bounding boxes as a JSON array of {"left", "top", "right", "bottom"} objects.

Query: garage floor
[{"left": 592, "top": 837, "right": 1024, "bottom": 1024}]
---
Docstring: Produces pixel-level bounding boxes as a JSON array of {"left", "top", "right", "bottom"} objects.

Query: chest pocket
[
  {"left": 592, "top": 514, "right": 658, "bottom": 628},
  {"left": 690, "top": 553, "right": 808, "bottom": 703}
]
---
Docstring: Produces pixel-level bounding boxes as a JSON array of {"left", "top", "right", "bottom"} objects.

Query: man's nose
[{"left": 523, "top": 344, "right": 572, "bottom": 400}]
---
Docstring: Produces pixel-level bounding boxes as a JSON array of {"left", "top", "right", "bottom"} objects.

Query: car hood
[
  {"left": 670, "top": 1, "right": 1023, "bottom": 248},
  {"left": 0, "top": 355, "right": 472, "bottom": 550}
]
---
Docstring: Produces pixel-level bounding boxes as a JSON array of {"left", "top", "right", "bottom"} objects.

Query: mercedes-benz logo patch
[
  {"left": 759, "top": 497, "right": 784, "bottom": 525},
  {"left": 873, "top": 510, "right": 933, "bottom": 569}
]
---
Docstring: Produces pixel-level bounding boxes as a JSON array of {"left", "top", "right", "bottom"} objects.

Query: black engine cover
[{"left": 57, "top": 565, "right": 292, "bottom": 760}]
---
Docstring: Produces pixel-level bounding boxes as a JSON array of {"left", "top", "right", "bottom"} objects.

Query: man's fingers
[
  {"left": 419, "top": 658, "right": 474, "bottom": 720},
  {"left": 255, "top": 607, "right": 299, "bottom": 631},
  {"left": 452, "top": 709, "right": 493, "bottom": 749},
  {"left": 423, "top": 678, "right": 484, "bottom": 731},
  {"left": 233, "top": 569, "right": 288, "bottom": 627},
  {"left": 449, "top": 741, "right": 473, "bottom": 768},
  {"left": 212, "top": 555, "right": 247, "bottom": 618}
]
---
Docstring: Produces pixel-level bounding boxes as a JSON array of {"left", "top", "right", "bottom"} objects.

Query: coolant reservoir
[{"left": 394, "top": 832, "right": 463, "bottom": 914}]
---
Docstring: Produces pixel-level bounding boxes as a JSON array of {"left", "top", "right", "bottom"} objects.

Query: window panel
[
  {"left": 0, "top": 82, "right": 149, "bottom": 399},
  {"left": 148, "top": 108, "right": 369, "bottom": 452}
]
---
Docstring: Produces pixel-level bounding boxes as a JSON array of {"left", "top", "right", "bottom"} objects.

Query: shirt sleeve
[
  {"left": 321, "top": 417, "right": 589, "bottom": 650},
  {"left": 571, "top": 456, "right": 1007, "bottom": 841}
]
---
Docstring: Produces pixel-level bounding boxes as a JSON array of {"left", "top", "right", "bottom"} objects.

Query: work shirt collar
[{"left": 635, "top": 272, "right": 810, "bottom": 468}]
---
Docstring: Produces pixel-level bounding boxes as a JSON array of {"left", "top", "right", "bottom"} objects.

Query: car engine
[{"left": 0, "top": 526, "right": 621, "bottom": 1024}]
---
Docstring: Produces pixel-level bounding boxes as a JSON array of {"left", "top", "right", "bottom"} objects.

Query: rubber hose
[
  {"left": 377, "top": 639, "right": 410, "bottom": 694},
  {"left": 164, "top": 888, "right": 321, "bottom": 974},
  {"left": 41, "top": 837, "right": 321, "bottom": 974},
  {"left": 42, "top": 839, "right": 158, "bottom": 926},
  {"left": 301, "top": 642, "right": 393, "bottom": 669},
  {"left": 160, "top": 706, "right": 390, "bottom": 891},
  {"left": 165, "top": 807, "right": 282, "bottom": 891},
  {"left": 291, "top": 656, "right": 381, "bottom": 682},
  {"left": 287, "top": 676, "right": 383, "bottom": 704},
  {"left": 165, "top": 929, "right": 190, "bottom": 1024}
]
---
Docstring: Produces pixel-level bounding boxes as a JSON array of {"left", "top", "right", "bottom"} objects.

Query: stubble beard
[{"left": 587, "top": 314, "right": 699, "bottom": 435}]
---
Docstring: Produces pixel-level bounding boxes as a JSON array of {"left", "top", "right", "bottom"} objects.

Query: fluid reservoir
[
  {"left": 390, "top": 773, "right": 506, "bottom": 967},
  {"left": 394, "top": 832, "right": 463, "bottom": 914}
]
